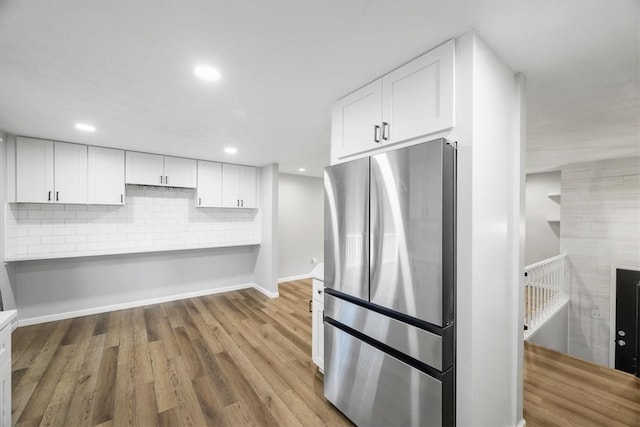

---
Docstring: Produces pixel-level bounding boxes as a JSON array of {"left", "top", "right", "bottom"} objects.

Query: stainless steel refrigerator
[{"left": 323, "top": 138, "right": 456, "bottom": 426}]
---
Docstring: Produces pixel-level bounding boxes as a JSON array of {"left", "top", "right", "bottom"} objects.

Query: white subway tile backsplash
[{"left": 5, "top": 185, "right": 261, "bottom": 260}]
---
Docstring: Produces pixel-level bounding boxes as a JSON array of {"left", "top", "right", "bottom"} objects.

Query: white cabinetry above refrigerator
[{"left": 332, "top": 39, "right": 455, "bottom": 160}]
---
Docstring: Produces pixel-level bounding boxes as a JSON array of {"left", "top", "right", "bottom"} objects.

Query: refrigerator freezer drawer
[
  {"left": 324, "top": 293, "right": 452, "bottom": 371},
  {"left": 324, "top": 323, "right": 454, "bottom": 427}
]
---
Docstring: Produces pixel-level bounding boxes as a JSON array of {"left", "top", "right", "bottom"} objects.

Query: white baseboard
[
  {"left": 17, "top": 282, "right": 261, "bottom": 327},
  {"left": 253, "top": 284, "right": 279, "bottom": 299},
  {"left": 278, "top": 274, "right": 312, "bottom": 283}
]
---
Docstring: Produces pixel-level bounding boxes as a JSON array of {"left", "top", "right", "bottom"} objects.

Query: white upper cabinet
[
  {"left": 54, "top": 142, "right": 88, "bottom": 204},
  {"left": 125, "top": 152, "right": 165, "bottom": 186},
  {"left": 221, "top": 164, "right": 257, "bottom": 208},
  {"left": 125, "top": 152, "right": 196, "bottom": 188},
  {"left": 88, "top": 146, "right": 125, "bottom": 205},
  {"left": 332, "top": 39, "right": 455, "bottom": 159},
  {"left": 164, "top": 156, "right": 197, "bottom": 188},
  {"left": 15, "top": 138, "right": 87, "bottom": 204},
  {"left": 332, "top": 80, "right": 383, "bottom": 159},
  {"left": 381, "top": 39, "right": 455, "bottom": 144},
  {"left": 196, "top": 160, "right": 222, "bottom": 207},
  {"left": 16, "top": 137, "right": 54, "bottom": 203},
  {"left": 222, "top": 164, "right": 241, "bottom": 207},
  {"left": 238, "top": 166, "right": 257, "bottom": 208}
]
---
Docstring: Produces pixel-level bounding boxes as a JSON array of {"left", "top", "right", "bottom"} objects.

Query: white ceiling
[{"left": 1, "top": 1, "right": 638, "bottom": 177}]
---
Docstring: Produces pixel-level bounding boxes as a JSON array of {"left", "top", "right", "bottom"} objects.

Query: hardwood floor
[
  {"left": 13, "top": 280, "right": 640, "bottom": 426},
  {"left": 11, "top": 279, "right": 352, "bottom": 426},
  {"left": 524, "top": 342, "right": 640, "bottom": 427}
]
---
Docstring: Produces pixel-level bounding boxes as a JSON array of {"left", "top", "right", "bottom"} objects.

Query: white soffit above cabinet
[{"left": 0, "top": 1, "right": 637, "bottom": 176}]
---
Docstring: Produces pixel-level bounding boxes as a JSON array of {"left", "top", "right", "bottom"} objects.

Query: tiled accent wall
[
  {"left": 4, "top": 185, "right": 261, "bottom": 260},
  {"left": 560, "top": 156, "right": 640, "bottom": 366}
]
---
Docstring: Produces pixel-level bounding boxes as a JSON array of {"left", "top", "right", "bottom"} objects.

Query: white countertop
[
  {"left": 311, "top": 262, "right": 324, "bottom": 281},
  {"left": 0, "top": 310, "right": 17, "bottom": 331}
]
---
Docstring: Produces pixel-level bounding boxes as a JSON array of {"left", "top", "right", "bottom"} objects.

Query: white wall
[
  {"left": 463, "top": 34, "right": 524, "bottom": 427},
  {"left": 254, "top": 163, "right": 279, "bottom": 296},
  {"left": 528, "top": 301, "right": 569, "bottom": 353},
  {"left": 13, "top": 246, "right": 258, "bottom": 324},
  {"left": 525, "top": 171, "right": 561, "bottom": 265},
  {"left": 560, "top": 155, "right": 640, "bottom": 366},
  {"left": 277, "top": 173, "right": 323, "bottom": 281}
]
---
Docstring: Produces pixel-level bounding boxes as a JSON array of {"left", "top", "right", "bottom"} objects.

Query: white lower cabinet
[
  {"left": 0, "top": 311, "right": 16, "bottom": 427},
  {"left": 312, "top": 278, "right": 324, "bottom": 372}
]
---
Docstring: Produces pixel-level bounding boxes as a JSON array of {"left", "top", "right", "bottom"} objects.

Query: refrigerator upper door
[
  {"left": 324, "top": 158, "right": 370, "bottom": 301},
  {"left": 369, "top": 139, "right": 455, "bottom": 326}
]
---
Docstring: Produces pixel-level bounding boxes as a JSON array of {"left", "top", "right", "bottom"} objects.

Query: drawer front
[
  {"left": 325, "top": 294, "right": 451, "bottom": 371},
  {"left": 324, "top": 323, "right": 453, "bottom": 426},
  {"left": 0, "top": 325, "right": 11, "bottom": 367},
  {"left": 312, "top": 279, "right": 324, "bottom": 303}
]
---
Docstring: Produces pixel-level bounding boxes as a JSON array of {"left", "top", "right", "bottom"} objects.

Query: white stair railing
[{"left": 524, "top": 253, "right": 568, "bottom": 339}]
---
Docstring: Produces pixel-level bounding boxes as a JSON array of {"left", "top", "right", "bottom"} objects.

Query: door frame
[{"left": 609, "top": 264, "right": 640, "bottom": 368}]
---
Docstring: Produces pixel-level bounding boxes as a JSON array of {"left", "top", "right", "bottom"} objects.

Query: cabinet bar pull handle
[
  {"left": 121, "top": 194, "right": 123, "bottom": 203},
  {"left": 199, "top": 197, "right": 202, "bottom": 206},
  {"left": 56, "top": 191, "right": 59, "bottom": 202},
  {"left": 382, "top": 122, "right": 389, "bottom": 141},
  {"left": 241, "top": 199, "right": 244, "bottom": 207},
  {"left": 160, "top": 175, "right": 163, "bottom": 184},
  {"left": 48, "top": 191, "right": 52, "bottom": 202},
  {"left": 237, "top": 199, "right": 239, "bottom": 207},
  {"left": 165, "top": 176, "right": 168, "bottom": 185},
  {"left": 309, "top": 300, "right": 312, "bottom": 313},
  {"left": 374, "top": 125, "right": 381, "bottom": 143}
]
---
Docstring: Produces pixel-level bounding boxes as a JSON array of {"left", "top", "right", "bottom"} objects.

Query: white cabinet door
[
  {"left": 125, "top": 151, "right": 164, "bottom": 186},
  {"left": 88, "top": 146, "right": 125, "bottom": 205},
  {"left": 238, "top": 166, "right": 257, "bottom": 208},
  {"left": 164, "top": 156, "right": 197, "bottom": 188},
  {"left": 16, "top": 137, "right": 54, "bottom": 203},
  {"left": 332, "top": 80, "right": 383, "bottom": 159},
  {"left": 197, "top": 160, "right": 222, "bottom": 207},
  {"left": 312, "top": 300, "right": 324, "bottom": 371},
  {"left": 382, "top": 39, "right": 455, "bottom": 144},
  {"left": 222, "top": 163, "right": 241, "bottom": 208},
  {"left": 0, "top": 324, "right": 11, "bottom": 427},
  {"left": 54, "top": 142, "right": 88, "bottom": 204}
]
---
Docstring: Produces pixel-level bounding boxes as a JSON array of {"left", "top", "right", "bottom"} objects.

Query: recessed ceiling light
[
  {"left": 224, "top": 147, "right": 237, "bottom": 154},
  {"left": 194, "top": 65, "right": 221, "bottom": 81},
  {"left": 75, "top": 123, "right": 96, "bottom": 132},
  {"left": 298, "top": 168, "right": 307, "bottom": 172}
]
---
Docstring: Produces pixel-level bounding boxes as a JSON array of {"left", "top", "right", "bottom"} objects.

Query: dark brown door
[{"left": 615, "top": 269, "right": 640, "bottom": 376}]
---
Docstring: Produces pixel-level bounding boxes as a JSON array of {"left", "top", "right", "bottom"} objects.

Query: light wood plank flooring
[
  {"left": 13, "top": 280, "right": 640, "bottom": 426},
  {"left": 11, "top": 279, "right": 351, "bottom": 426},
  {"left": 524, "top": 342, "right": 640, "bottom": 426}
]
